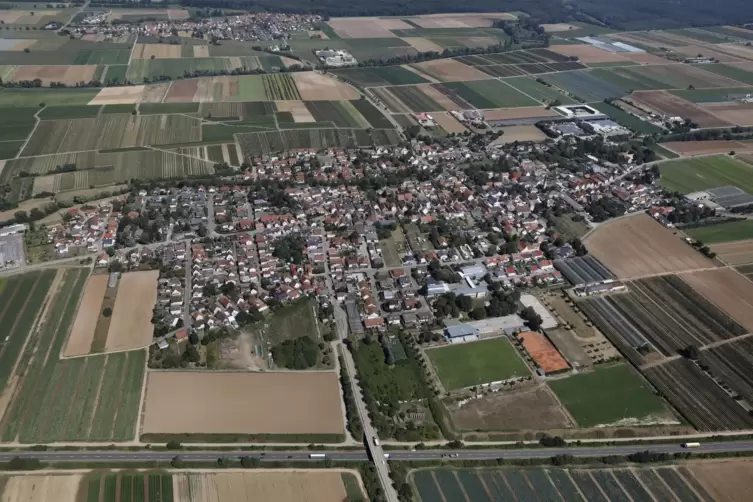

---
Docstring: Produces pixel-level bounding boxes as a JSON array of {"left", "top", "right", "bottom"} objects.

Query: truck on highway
[
  {"left": 681, "top": 442, "right": 701, "bottom": 448},
  {"left": 309, "top": 453, "right": 327, "bottom": 459},
  {"left": 373, "top": 436, "right": 380, "bottom": 446}
]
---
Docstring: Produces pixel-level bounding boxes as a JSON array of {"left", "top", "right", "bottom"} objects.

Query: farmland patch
[
  {"left": 658, "top": 155, "right": 753, "bottom": 194},
  {"left": 503, "top": 76, "right": 577, "bottom": 105},
  {"left": 332, "top": 66, "right": 429, "bottom": 87},
  {"left": 585, "top": 213, "right": 714, "bottom": 279},
  {"left": 141, "top": 371, "right": 344, "bottom": 440},
  {"left": 238, "top": 128, "right": 398, "bottom": 156},
  {"left": 438, "top": 80, "right": 539, "bottom": 109},
  {"left": 712, "top": 239, "right": 753, "bottom": 266},
  {"left": 411, "top": 59, "right": 491, "bottom": 82},
  {"left": 292, "top": 72, "right": 360, "bottom": 100},
  {"left": 541, "top": 70, "right": 626, "bottom": 101},
  {"left": 681, "top": 268, "right": 753, "bottom": 333},
  {"left": 64, "top": 274, "right": 108, "bottom": 357},
  {"left": 106, "top": 270, "right": 158, "bottom": 352}
]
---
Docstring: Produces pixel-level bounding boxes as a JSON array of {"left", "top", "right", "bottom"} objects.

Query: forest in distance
[{"left": 81, "top": 0, "right": 753, "bottom": 30}]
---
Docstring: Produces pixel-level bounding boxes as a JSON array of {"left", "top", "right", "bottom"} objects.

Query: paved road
[{"left": 4, "top": 441, "right": 753, "bottom": 463}]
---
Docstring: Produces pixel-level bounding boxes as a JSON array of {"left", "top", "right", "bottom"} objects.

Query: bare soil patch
[
  {"left": 713, "top": 239, "right": 753, "bottom": 265},
  {"left": 402, "top": 37, "right": 444, "bottom": 53},
  {"left": 417, "top": 83, "right": 455, "bottom": 109},
  {"left": 10, "top": 65, "right": 96, "bottom": 86},
  {"left": 702, "top": 102, "right": 753, "bottom": 126},
  {"left": 133, "top": 43, "right": 181, "bottom": 59},
  {"left": 89, "top": 85, "right": 147, "bottom": 105},
  {"left": 412, "top": 59, "right": 491, "bottom": 82},
  {"left": 166, "top": 79, "right": 199, "bottom": 102},
  {"left": 689, "top": 459, "right": 753, "bottom": 502},
  {"left": 585, "top": 213, "right": 714, "bottom": 278},
  {"left": 0, "top": 474, "right": 83, "bottom": 502},
  {"left": 167, "top": 9, "right": 190, "bottom": 20},
  {"left": 483, "top": 107, "right": 560, "bottom": 120},
  {"left": 662, "top": 140, "right": 753, "bottom": 156},
  {"left": 274, "top": 100, "right": 315, "bottom": 122},
  {"left": 550, "top": 44, "right": 628, "bottom": 63},
  {"left": 681, "top": 268, "right": 753, "bottom": 332},
  {"left": 280, "top": 56, "right": 302, "bottom": 68},
  {"left": 714, "top": 43, "right": 753, "bottom": 61},
  {"left": 292, "top": 72, "right": 359, "bottom": 100},
  {"left": 142, "top": 82, "right": 172, "bottom": 103},
  {"left": 64, "top": 274, "right": 108, "bottom": 357},
  {"left": 172, "top": 471, "right": 352, "bottom": 502},
  {"left": 105, "top": 270, "right": 157, "bottom": 352},
  {"left": 495, "top": 125, "right": 548, "bottom": 143},
  {"left": 447, "top": 384, "right": 571, "bottom": 431},
  {"left": 432, "top": 112, "right": 468, "bottom": 133},
  {"left": 142, "top": 371, "right": 344, "bottom": 435},
  {"left": 326, "top": 17, "right": 397, "bottom": 38},
  {"left": 630, "top": 90, "right": 733, "bottom": 128}
]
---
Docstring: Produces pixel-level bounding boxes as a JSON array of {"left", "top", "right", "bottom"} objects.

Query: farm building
[
  {"left": 517, "top": 331, "right": 570, "bottom": 375},
  {"left": 554, "top": 255, "right": 614, "bottom": 285},
  {"left": 444, "top": 324, "right": 481, "bottom": 344}
]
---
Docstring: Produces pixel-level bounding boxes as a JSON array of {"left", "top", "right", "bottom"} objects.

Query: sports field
[
  {"left": 425, "top": 337, "right": 530, "bottom": 390},
  {"left": 659, "top": 155, "right": 753, "bottom": 194},
  {"left": 685, "top": 220, "right": 753, "bottom": 244},
  {"left": 548, "top": 363, "right": 671, "bottom": 428}
]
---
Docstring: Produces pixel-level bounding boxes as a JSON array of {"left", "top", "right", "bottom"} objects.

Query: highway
[{"left": 3, "top": 441, "right": 753, "bottom": 463}]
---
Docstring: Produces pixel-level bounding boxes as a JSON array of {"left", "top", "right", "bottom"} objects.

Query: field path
[{"left": 17, "top": 111, "right": 42, "bottom": 159}]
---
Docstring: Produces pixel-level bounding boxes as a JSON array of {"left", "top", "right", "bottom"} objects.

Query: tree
[
  {"left": 469, "top": 306, "right": 487, "bottom": 320},
  {"left": 105, "top": 246, "right": 115, "bottom": 257},
  {"left": 166, "top": 440, "right": 182, "bottom": 450},
  {"left": 520, "top": 306, "right": 543, "bottom": 331},
  {"left": 183, "top": 344, "right": 200, "bottom": 363},
  {"left": 240, "top": 456, "right": 261, "bottom": 468},
  {"left": 102, "top": 307, "right": 112, "bottom": 317},
  {"left": 455, "top": 294, "right": 473, "bottom": 312},
  {"left": 188, "top": 332, "right": 199, "bottom": 345}
]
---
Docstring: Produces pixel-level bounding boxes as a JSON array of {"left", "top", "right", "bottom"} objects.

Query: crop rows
[
  {"left": 262, "top": 74, "right": 301, "bottom": 100},
  {"left": 84, "top": 473, "right": 171, "bottom": 502},
  {"left": 0, "top": 270, "right": 55, "bottom": 392},
  {"left": 200, "top": 101, "right": 275, "bottom": 119},
  {"left": 21, "top": 114, "right": 202, "bottom": 156},
  {"left": 701, "top": 337, "right": 753, "bottom": 404},
  {"left": 305, "top": 100, "right": 368, "bottom": 128},
  {"left": 414, "top": 467, "right": 710, "bottom": 502},
  {"left": 644, "top": 358, "right": 753, "bottom": 431},
  {"left": 237, "top": 128, "right": 399, "bottom": 156},
  {"left": 477, "top": 65, "right": 528, "bottom": 77}
]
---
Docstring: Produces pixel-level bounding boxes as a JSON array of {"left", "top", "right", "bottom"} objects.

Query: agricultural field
[
  {"left": 332, "top": 65, "right": 429, "bottom": 87},
  {"left": 0, "top": 469, "right": 361, "bottom": 502},
  {"left": 372, "top": 85, "right": 444, "bottom": 113},
  {"left": 681, "top": 268, "right": 753, "bottom": 333},
  {"left": 0, "top": 88, "right": 100, "bottom": 106},
  {"left": 263, "top": 73, "right": 302, "bottom": 100},
  {"left": 437, "top": 80, "right": 539, "bottom": 109},
  {"left": 21, "top": 114, "right": 202, "bottom": 156},
  {"left": 585, "top": 213, "right": 714, "bottom": 279},
  {"left": 686, "top": 219, "right": 753, "bottom": 244},
  {"left": 548, "top": 363, "right": 672, "bottom": 427},
  {"left": 541, "top": 70, "right": 627, "bottom": 102},
  {"left": 712, "top": 239, "right": 753, "bottom": 265},
  {"left": 446, "top": 384, "right": 572, "bottom": 431},
  {"left": 644, "top": 358, "right": 753, "bottom": 430},
  {"left": 304, "top": 100, "right": 370, "bottom": 128},
  {"left": 425, "top": 337, "right": 530, "bottom": 391},
  {"left": 590, "top": 64, "right": 744, "bottom": 92},
  {"left": 662, "top": 140, "right": 753, "bottom": 156},
  {"left": 64, "top": 274, "right": 109, "bottom": 357},
  {"left": 412, "top": 465, "right": 722, "bottom": 501},
  {"left": 125, "top": 57, "right": 265, "bottom": 81},
  {"left": 503, "top": 76, "right": 577, "bottom": 105},
  {"left": 411, "top": 59, "right": 492, "bottom": 82},
  {"left": 658, "top": 155, "right": 753, "bottom": 194},
  {"left": 141, "top": 371, "right": 345, "bottom": 441},
  {"left": 631, "top": 90, "right": 736, "bottom": 128},
  {"left": 237, "top": 128, "right": 400, "bottom": 156},
  {"left": 0, "top": 268, "right": 147, "bottom": 442},
  {"left": 587, "top": 275, "right": 746, "bottom": 357},
  {"left": 106, "top": 271, "right": 158, "bottom": 352}
]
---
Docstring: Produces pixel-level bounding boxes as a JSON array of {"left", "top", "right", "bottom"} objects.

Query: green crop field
[
  {"left": 0, "top": 268, "right": 147, "bottom": 443},
  {"left": 693, "top": 63, "right": 753, "bottom": 85},
  {"left": 0, "top": 88, "right": 99, "bottom": 106},
  {"left": 440, "top": 80, "right": 539, "bottom": 109},
  {"left": 262, "top": 74, "right": 301, "bottom": 100},
  {"left": 548, "top": 363, "right": 669, "bottom": 427},
  {"left": 351, "top": 99, "right": 394, "bottom": 128},
  {"left": 139, "top": 102, "right": 200, "bottom": 114},
  {"left": 426, "top": 337, "right": 530, "bottom": 390},
  {"left": 385, "top": 85, "right": 443, "bottom": 112},
  {"left": 238, "top": 128, "right": 399, "bottom": 156},
  {"left": 0, "top": 141, "right": 24, "bottom": 159},
  {"left": 591, "top": 101, "right": 663, "bottom": 134},
  {"left": 74, "top": 49, "right": 131, "bottom": 65},
  {"left": 304, "top": 100, "right": 369, "bottom": 128},
  {"left": 671, "top": 87, "right": 753, "bottom": 103},
  {"left": 685, "top": 220, "right": 753, "bottom": 244},
  {"left": 659, "top": 155, "right": 753, "bottom": 194},
  {"left": 102, "top": 104, "right": 137, "bottom": 114},
  {"left": 38, "top": 105, "right": 101, "bottom": 119},
  {"left": 503, "top": 76, "right": 577, "bottom": 105},
  {"left": 332, "top": 66, "right": 429, "bottom": 87}
]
